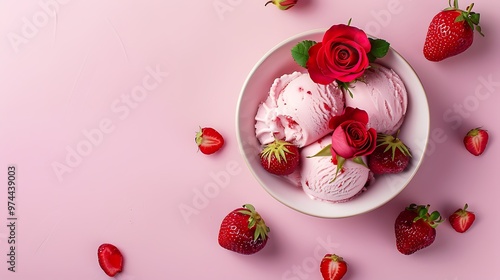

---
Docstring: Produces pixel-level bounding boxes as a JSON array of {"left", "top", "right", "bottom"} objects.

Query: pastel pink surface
[{"left": 0, "top": 1, "right": 500, "bottom": 280}]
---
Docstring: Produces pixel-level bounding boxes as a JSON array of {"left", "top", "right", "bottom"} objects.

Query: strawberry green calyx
[
  {"left": 238, "top": 204, "right": 270, "bottom": 242},
  {"left": 407, "top": 204, "right": 443, "bottom": 228},
  {"left": 376, "top": 132, "right": 411, "bottom": 161},
  {"left": 261, "top": 140, "right": 294, "bottom": 166},
  {"left": 458, "top": 203, "right": 470, "bottom": 215},
  {"left": 265, "top": 0, "right": 297, "bottom": 10},
  {"left": 324, "top": 254, "right": 344, "bottom": 262},
  {"left": 445, "top": 0, "right": 484, "bottom": 36},
  {"left": 466, "top": 127, "right": 483, "bottom": 137},
  {"left": 453, "top": 203, "right": 472, "bottom": 218},
  {"left": 195, "top": 127, "right": 203, "bottom": 146}
]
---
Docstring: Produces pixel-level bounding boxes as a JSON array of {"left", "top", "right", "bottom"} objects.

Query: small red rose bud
[{"left": 265, "top": 0, "right": 297, "bottom": 10}]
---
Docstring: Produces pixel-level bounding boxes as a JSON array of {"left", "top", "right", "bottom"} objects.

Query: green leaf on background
[
  {"left": 368, "top": 38, "right": 390, "bottom": 62},
  {"left": 291, "top": 40, "right": 317, "bottom": 68}
]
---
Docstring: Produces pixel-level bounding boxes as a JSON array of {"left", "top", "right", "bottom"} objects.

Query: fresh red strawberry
[
  {"left": 463, "top": 127, "right": 488, "bottom": 156},
  {"left": 394, "top": 204, "right": 443, "bottom": 255},
  {"left": 260, "top": 139, "right": 300, "bottom": 175},
  {"left": 449, "top": 203, "right": 476, "bottom": 233},
  {"left": 423, "top": 0, "right": 483, "bottom": 61},
  {"left": 218, "top": 204, "right": 270, "bottom": 255},
  {"left": 320, "top": 254, "right": 347, "bottom": 280},
  {"left": 195, "top": 127, "right": 224, "bottom": 155},
  {"left": 97, "top": 243, "right": 123, "bottom": 277},
  {"left": 367, "top": 132, "right": 411, "bottom": 175}
]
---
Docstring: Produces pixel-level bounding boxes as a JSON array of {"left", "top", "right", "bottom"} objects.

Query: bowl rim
[{"left": 236, "top": 28, "right": 430, "bottom": 218}]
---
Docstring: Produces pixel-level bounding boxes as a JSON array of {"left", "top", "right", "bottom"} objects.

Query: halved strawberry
[
  {"left": 195, "top": 127, "right": 224, "bottom": 155},
  {"left": 260, "top": 139, "right": 300, "bottom": 175},
  {"left": 320, "top": 254, "right": 347, "bottom": 280},
  {"left": 449, "top": 204, "right": 476, "bottom": 233},
  {"left": 463, "top": 127, "right": 488, "bottom": 156},
  {"left": 97, "top": 243, "right": 123, "bottom": 277},
  {"left": 367, "top": 132, "right": 411, "bottom": 175}
]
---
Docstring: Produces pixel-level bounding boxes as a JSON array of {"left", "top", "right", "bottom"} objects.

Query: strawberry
[
  {"left": 394, "top": 204, "right": 443, "bottom": 255},
  {"left": 218, "top": 204, "right": 270, "bottom": 255},
  {"left": 97, "top": 243, "right": 124, "bottom": 277},
  {"left": 423, "top": 0, "right": 483, "bottom": 61},
  {"left": 264, "top": 0, "right": 297, "bottom": 10},
  {"left": 449, "top": 203, "right": 476, "bottom": 233},
  {"left": 195, "top": 127, "right": 224, "bottom": 155},
  {"left": 260, "top": 139, "right": 300, "bottom": 175},
  {"left": 367, "top": 132, "right": 411, "bottom": 175},
  {"left": 463, "top": 127, "right": 488, "bottom": 156},
  {"left": 320, "top": 254, "right": 347, "bottom": 280}
]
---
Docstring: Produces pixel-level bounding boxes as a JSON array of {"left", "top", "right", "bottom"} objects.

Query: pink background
[{"left": 1, "top": 0, "right": 499, "bottom": 279}]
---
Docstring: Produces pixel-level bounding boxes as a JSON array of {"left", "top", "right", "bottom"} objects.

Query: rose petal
[
  {"left": 307, "top": 43, "right": 337, "bottom": 85},
  {"left": 324, "top": 39, "right": 357, "bottom": 71},
  {"left": 352, "top": 127, "right": 377, "bottom": 157},
  {"left": 345, "top": 123, "right": 367, "bottom": 144},
  {"left": 331, "top": 127, "right": 357, "bottom": 159},
  {"left": 335, "top": 53, "right": 370, "bottom": 82},
  {"left": 333, "top": 45, "right": 357, "bottom": 67},
  {"left": 329, "top": 107, "right": 368, "bottom": 130},
  {"left": 323, "top": 41, "right": 369, "bottom": 82},
  {"left": 349, "top": 29, "right": 371, "bottom": 53},
  {"left": 344, "top": 107, "right": 369, "bottom": 125},
  {"left": 307, "top": 24, "right": 371, "bottom": 85},
  {"left": 323, "top": 24, "right": 371, "bottom": 52}
]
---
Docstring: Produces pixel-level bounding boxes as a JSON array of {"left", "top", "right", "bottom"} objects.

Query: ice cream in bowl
[{"left": 236, "top": 25, "right": 429, "bottom": 218}]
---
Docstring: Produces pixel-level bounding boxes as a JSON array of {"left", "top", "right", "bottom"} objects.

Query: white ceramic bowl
[{"left": 236, "top": 29, "right": 429, "bottom": 218}]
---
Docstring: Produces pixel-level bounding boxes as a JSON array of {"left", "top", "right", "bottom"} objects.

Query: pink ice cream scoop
[
  {"left": 300, "top": 135, "right": 371, "bottom": 203},
  {"left": 255, "top": 71, "right": 345, "bottom": 148},
  {"left": 345, "top": 63, "right": 408, "bottom": 135}
]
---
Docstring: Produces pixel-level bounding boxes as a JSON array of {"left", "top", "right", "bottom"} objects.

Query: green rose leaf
[
  {"left": 330, "top": 155, "right": 346, "bottom": 183},
  {"left": 306, "top": 144, "right": 332, "bottom": 158},
  {"left": 352, "top": 156, "right": 368, "bottom": 168},
  {"left": 291, "top": 40, "right": 317, "bottom": 68},
  {"left": 368, "top": 38, "right": 390, "bottom": 62}
]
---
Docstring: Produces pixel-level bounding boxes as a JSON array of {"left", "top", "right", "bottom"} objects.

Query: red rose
[
  {"left": 329, "top": 107, "right": 377, "bottom": 163},
  {"left": 307, "top": 24, "right": 371, "bottom": 85}
]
